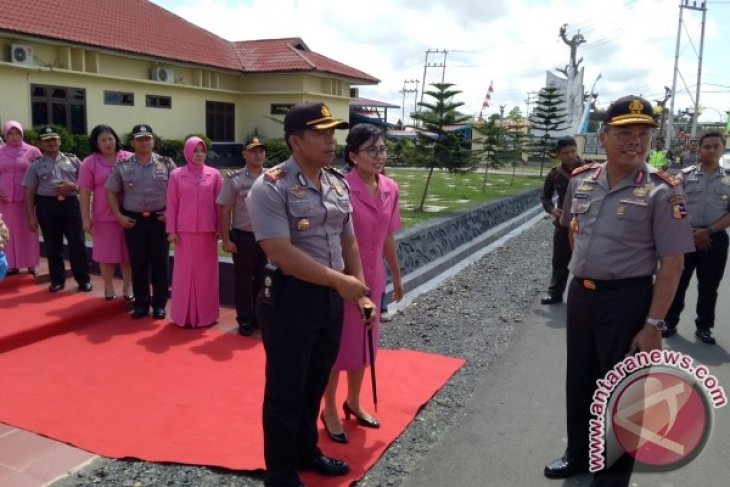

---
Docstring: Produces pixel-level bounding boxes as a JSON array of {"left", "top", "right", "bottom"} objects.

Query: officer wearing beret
[
  {"left": 544, "top": 96, "right": 694, "bottom": 485},
  {"left": 540, "top": 136, "right": 582, "bottom": 305},
  {"left": 663, "top": 131, "right": 730, "bottom": 344},
  {"left": 21, "top": 126, "right": 91, "bottom": 292},
  {"left": 106, "top": 125, "right": 176, "bottom": 319},
  {"left": 217, "top": 135, "right": 267, "bottom": 336},
  {"left": 247, "top": 102, "right": 375, "bottom": 487}
]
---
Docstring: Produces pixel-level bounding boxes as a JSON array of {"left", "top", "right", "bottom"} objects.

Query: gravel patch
[{"left": 50, "top": 218, "right": 554, "bottom": 487}]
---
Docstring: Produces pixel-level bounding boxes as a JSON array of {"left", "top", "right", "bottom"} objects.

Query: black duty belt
[
  {"left": 123, "top": 209, "right": 165, "bottom": 218},
  {"left": 574, "top": 275, "right": 653, "bottom": 291}
]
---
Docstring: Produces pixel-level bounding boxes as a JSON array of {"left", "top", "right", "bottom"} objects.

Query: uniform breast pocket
[
  {"left": 36, "top": 167, "right": 53, "bottom": 181},
  {"left": 616, "top": 204, "right": 649, "bottom": 221},
  {"left": 713, "top": 186, "right": 730, "bottom": 209},
  {"left": 335, "top": 196, "right": 352, "bottom": 214},
  {"left": 153, "top": 171, "right": 168, "bottom": 181},
  {"left": 570, "top": 197, "right": 591, "bottom": 214}
]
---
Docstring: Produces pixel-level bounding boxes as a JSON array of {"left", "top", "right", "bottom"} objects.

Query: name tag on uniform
[
  {"left": 574, "top": 193, "right": 590, "bottom": 199},
  {"left": 619, "top": 199, "right": 649, "bottom": 208}
]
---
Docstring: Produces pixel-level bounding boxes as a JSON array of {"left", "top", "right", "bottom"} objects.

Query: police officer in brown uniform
[
  {"left": 106, "top": 125, "right": 176, "bottom": 319},
  {"left": 217, "top": 135, "right": 267, "bottom": 336},
  {"left": 247, "top": 103, "right": 375, "bottom": 487},
  {"left": 544, "top": 96, "right": 694, "bottom": 485},
  {"left": 540, "top": 136, "right": 582, "bottom": 304},
  {"left": 663, "top": 131, "right": 730, "bottom": 344},
  {"left": 22, "top": 126, "right": 91, "bottom": 292}
]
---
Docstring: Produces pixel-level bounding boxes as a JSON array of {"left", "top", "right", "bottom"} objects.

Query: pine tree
[
  {"left": 410, "top": 82, "right": 472, "bottom": 211},
  {"left": 529, "top": 86, "right": 569, "bottom": 176}
]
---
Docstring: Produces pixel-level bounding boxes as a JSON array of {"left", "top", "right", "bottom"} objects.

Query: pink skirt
[
  {"left": 91, "top": 221, "right": 129, "bottom": 264},
  {"left": 170, "top": 232, "right": 219, "bottom": 327},
  {"left": 0, "top": 201, "right": 40, "bottom": 269},
  {"left": 332, "top": 302, "right": 380, "bottom": 371}
]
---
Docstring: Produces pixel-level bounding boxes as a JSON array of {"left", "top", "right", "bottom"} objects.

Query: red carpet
[
  {"left": 0, "top": 274, "right": 128, "bottom": 353},
  {"left": 0, "top": 317, "right": 464, "bottom": 486}
]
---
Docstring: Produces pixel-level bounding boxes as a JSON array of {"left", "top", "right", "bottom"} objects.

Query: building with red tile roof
[{"left": 0, "top": 0, "right": 378, "bottom": 144}]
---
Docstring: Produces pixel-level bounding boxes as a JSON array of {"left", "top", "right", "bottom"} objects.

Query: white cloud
[{"left": 155, "top": 0, "right": 730, "bottom": 124}]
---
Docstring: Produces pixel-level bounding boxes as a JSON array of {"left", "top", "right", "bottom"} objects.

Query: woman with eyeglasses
[{"left": 320, "top": 123, "right": 404, "bottom": 443}]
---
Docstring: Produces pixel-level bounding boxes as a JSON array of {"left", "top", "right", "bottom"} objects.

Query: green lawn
[{"left": 386, "top": 168, "right": 544, "bottom": 227}]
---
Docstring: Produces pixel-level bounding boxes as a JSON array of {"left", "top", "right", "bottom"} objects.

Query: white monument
[{"left": 545, "top": 24, "right": 586, "bottom": 136}]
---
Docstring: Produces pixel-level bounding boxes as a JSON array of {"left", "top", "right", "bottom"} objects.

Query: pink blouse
[
  {"left": 0, "top": 143, "right": 42, "bottom": 202},
  {"left": 78, "top": 151, "right": 133, "bottom": 222},
  {"left": 166, "top": 165, "right": 222, "bottom": 234}
]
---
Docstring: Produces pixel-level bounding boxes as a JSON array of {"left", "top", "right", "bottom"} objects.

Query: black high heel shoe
[
  {"left": 320, "top": 412, "right": 348, "bottom": 444},
  {"left": 343, "top": 401, "right": 380, "bottom": 428}
]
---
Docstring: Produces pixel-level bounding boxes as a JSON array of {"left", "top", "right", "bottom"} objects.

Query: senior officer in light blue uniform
[
  {"left": 247, "top": 102, "right": 375, "bottom": 487},
  {"left": 22, "top": 126, "right": 91, "bottom": 292},
  {"left": 544, "top": 96, "right": 695, "bottom": 486}
]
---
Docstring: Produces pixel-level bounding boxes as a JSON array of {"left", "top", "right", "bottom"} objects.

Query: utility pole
[
  {"left": 524, "top": 91, "right": 538, "bottom": 120},
  {"left": 399, "top": 79, "right": 420, "bottom": 124},
  {"left": 666, "top": 1, "right": 707, "bottom": 148},
  {"left": 418, "top": 49, "right": 448, "bottom": 111}
]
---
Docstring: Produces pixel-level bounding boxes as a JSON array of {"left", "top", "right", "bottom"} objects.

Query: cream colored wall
[{"left": 1, "top": 35, "right": 367, "bottom": 146}]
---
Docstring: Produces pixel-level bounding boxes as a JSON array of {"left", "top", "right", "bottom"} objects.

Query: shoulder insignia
[
  {"left": 264, "top": 167, "right": 285, "bottom": 182},
  {"left": 225, "top": 168, "right": 244, "bottom": 179},
  {"left": 651, "top": 170, "right": 681, "bottom": 187},
  {"left": 571, "top": 163, "right": 597, "bottom": 176},
  {"left": 324, "top": 166, "right": 346, "bottom": 179},
  {"left": 681, "top": 165, "right": 696, "bottom": 174}
]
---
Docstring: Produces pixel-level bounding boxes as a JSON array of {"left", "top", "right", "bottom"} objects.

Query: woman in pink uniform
[
  {"left": 78, "top": 125, "right": 133, "bottom": 300},
  {"left": 321, "top": 124, "right": 405, "bottom": 443},
  {"left": 166, "top": 136, "right": 222, "bottom": 327},
  {"left": 0, "top": 120, "right": 41, "bottom": 275}
]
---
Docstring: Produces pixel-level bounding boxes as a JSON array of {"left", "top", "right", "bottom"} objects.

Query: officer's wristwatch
[{"left": 645, "top": 318, "right": 667, "bottom": 332}]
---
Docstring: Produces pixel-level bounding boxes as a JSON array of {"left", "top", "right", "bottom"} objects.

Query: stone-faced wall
[{"left": 395, "top": 188, "right": 542, "bottom": 276}]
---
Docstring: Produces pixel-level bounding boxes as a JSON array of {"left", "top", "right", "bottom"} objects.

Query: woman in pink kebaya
[
  {"left": 166, "top": 136, "right": 222, "bottom": 327},
  {"left": 0, "top": 120, "right": 42, "bottom": 275},
  {"left": 78, "top": 124, "right": 133, "bottom": 300},
  {"left": 321, "top": 124, "right": 404, "bottom": 443}
]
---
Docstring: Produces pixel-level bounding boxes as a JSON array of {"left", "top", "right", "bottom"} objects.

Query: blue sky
[{"left": 153, "top": 0, "right": 730, "bottom": 124}]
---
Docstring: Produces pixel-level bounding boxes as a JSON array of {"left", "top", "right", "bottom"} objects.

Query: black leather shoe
[
  {"left": 78, "top": 281, "right": 93, "bottom": 292},
  {"left": 343, "top": 401, "right": 379, "bottom": 428},
  {"left": 152, "top": 307, "right": 166, "bottom": 319},
  {"left": 695, "top": 329, "right": 716, "bottom": 345},
  {"left": 540, "top": 295, "right": 562, "bottom": 305},
  {"left": 302, "top": 455, "right": 349, "bottom": 476},
  {"left": 6, "top": 268, "right": 19, "bottom": 276},
  {"left": 320, "top": 413, "right": 348, "bottom": 443},
  {"left": 49, "top": 282, "right": 65, "bottom": 293},
  {"left": 662, "top": 326, "right": 677, "bottom": 338},
  {"left": 131, "top": 308, "right": 149, "bottom": 319},
  {"left": 544, "top": 456, "right": 587, "bottom": 479},
  {"left": 238, "top": 321, "right": 254, "bottom": 336}
]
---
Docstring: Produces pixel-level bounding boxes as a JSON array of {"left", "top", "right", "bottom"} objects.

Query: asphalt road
[{"left": 406, "top": 261, "right": 730, "bottom": 487}]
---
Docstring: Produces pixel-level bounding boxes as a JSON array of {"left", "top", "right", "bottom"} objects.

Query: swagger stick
[{"left": 363, "top": 304, "right": 378, "bottom": 412}]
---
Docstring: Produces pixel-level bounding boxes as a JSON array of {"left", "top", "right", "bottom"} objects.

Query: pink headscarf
[
  {"left": 183, "top": 136, "right": 207, "bottom": 167},
  {"left": 3, "top": 120, "right": 24, "bottom": 141}
]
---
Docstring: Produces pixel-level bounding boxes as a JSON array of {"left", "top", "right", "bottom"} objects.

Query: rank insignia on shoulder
[
  {"left": 721, "top": 176, "right": 730, "bottom": 186},
  {"left": 225, "top": 168, "right": 244, "bottom": 178},
  {"left": 571, "top": 163, "right": 596, "bottom": 176},
  {"left": 681, "top": 166, "right": 696, "bottom": 174},
  {"left": 672, "top": 201, "right": 687, "bottom": 219},
  {"left": 265, "top": 167, "right": 285, "bottom": 181},
  {"left": 652, "top": 171, "right": 680, "bottom": 187},
  {"left": 324, "top": 166, "right": 345, "bottom": 179}
]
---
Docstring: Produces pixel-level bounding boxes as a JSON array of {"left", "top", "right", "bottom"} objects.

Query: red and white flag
[{"left": 479, "top": 81, "right": 494, "bottom": 120}]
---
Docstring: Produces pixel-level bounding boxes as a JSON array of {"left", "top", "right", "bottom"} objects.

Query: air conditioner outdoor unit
[
  {"left": 8, "top": 44, "right": 33, "bottom": 65},
  {"left": 150, "top": 67, "right": 174, "bottom": 83}
]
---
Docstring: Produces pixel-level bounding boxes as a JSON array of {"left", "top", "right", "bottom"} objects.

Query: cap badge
[
  {"left": 321, "top": 105, "right": 332, "bottom": 117},
  {"left": 628, "top": 99, "right": 644, "bottom": 114}
]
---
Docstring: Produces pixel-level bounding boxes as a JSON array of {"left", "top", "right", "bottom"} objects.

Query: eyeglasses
[
  {"left": 610, "top": 128, "right": 655, "bottom": 143},
  {"left": 359, "top": 145, "right": 388, "bottom": 158}
]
